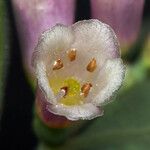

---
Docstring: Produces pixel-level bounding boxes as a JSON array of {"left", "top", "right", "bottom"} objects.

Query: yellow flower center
[{"left": 49, "top": 77, "right": 83, "bottom": 105}]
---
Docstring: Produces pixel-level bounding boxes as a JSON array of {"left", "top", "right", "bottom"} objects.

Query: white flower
[{"left": 32, "top": 19, "right": 125, "bottom": 121}]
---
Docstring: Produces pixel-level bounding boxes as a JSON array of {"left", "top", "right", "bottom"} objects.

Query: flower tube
[
  {"left": 32, "top": 19, "right": 125, "bottom": 121},
  {"left": 12, "top": 0, "right": 75, "bottom": 78},
  {"left": 91, "top": 0, "right": 144, "bottom": 53}
]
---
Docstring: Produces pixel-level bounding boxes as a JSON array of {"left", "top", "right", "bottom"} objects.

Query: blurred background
[{"left": 0, "top": 0, "right": 150, "bottom": 150}]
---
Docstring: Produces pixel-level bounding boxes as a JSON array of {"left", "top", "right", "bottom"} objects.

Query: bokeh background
[{"left": 0, "top": 0, "right": 150, "bottom": 150}]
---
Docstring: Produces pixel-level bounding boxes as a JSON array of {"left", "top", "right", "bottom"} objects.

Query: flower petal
[
  {"left": 71, "top": 19, "right": 120, "bottom": 66},
  {"left": 47, "top": 103, "right": 104, "bottom": 121},
  {"left": 33, "top": 25, "right": 75, "bottom": 104},
  {"left": 92, "top": 58, "right": 125, "bottom": 106},
  {"left": 36, "top": 62, "right": 56, "bottom": 104},
  {"left": 33, "top": 24, "right": 74, "bottom": 65}
]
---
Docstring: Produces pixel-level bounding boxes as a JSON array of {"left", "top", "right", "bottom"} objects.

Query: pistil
[{"left": 60, "top": 86, "right": 68, "bottom": 97}]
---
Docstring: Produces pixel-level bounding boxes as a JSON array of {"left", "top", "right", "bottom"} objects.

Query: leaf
[{"left": 58, "top": 80, "right": 150, "bottom": 150}]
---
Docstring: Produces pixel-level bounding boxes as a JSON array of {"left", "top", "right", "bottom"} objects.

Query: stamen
[
  {"left": 68, "top": 49, "right": 76, "bottom": 61},
  {"left": 81, "top": 83, "right": 92, "bottom": 97},
  {"left": 53, "top": 59, "right": 63, "bottom": 70},
  {"left": 86, "top": 58, "right": 97, "bottom": 72}
]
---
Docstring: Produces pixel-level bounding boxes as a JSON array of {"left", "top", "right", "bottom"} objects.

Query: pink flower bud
[
  {"left": 91, "top": 0, "right": 144, "bottom": 53},
  {"left": 12, "top": 0, "right": 75, "bottom": 76}
]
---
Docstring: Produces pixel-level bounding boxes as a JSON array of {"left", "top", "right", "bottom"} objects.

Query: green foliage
[
  {"left": 36, "top": 79, "right": 150, "bottom": 150},
  {"left": 33, "top": 110, "right": 87, "bottom": 147},
  {"left": 56, "top": 79, "right": 150, "bottom": 150},
  {"left": 33, "top": 114, "right": 72, "bottom": 146}
]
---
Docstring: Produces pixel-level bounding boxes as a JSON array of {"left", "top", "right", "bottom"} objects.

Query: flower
[{"left": 32, "top": 19, "right": 125, "bottom": 121}]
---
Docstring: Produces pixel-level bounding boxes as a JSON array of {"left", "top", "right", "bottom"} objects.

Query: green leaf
[{"left": 57, "top": 80, "right": 150, "bottom": 150}]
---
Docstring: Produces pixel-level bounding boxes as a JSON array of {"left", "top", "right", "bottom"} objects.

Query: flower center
[
  {"left": 48, "top": 50, "right": 97, "bottom": 106},
  {"left": 49, "top": 77, "right": 84, "bottom": 105}
]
